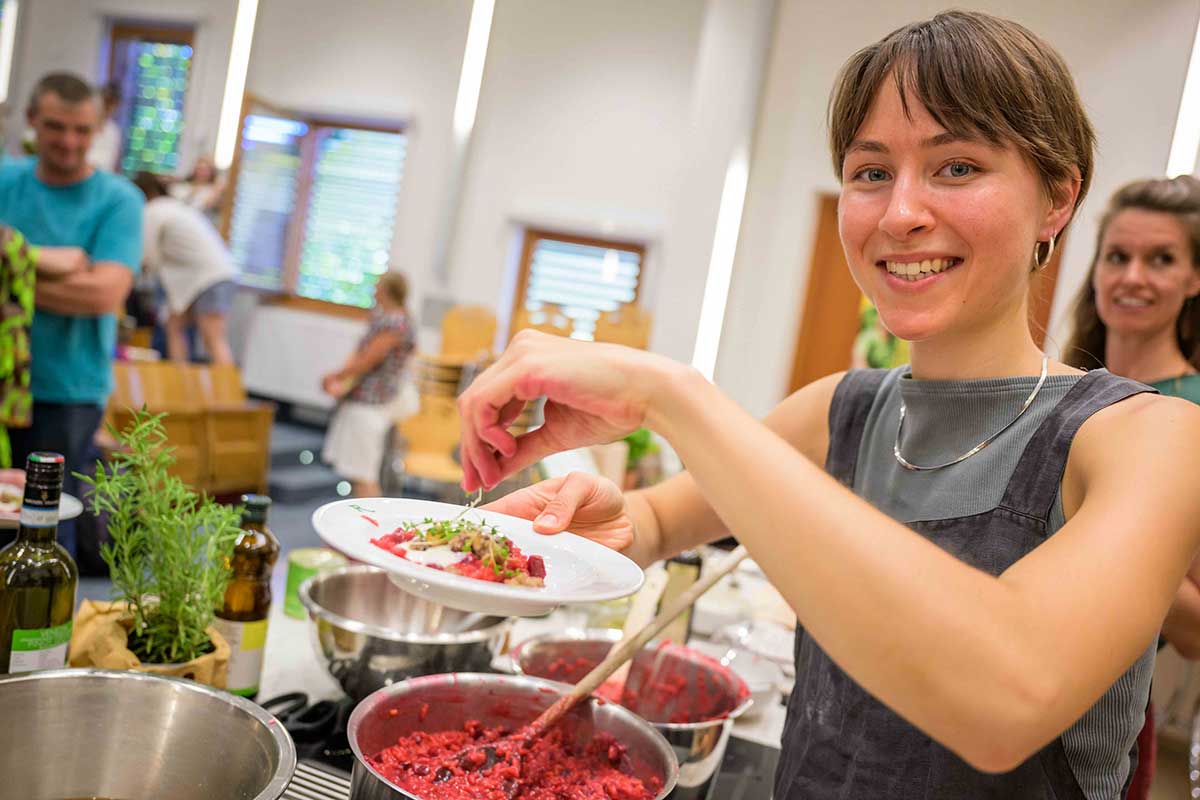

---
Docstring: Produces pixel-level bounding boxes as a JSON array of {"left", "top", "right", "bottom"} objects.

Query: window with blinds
[
  {"left": 297, "top": 128, "right": 406, "bottom": 308},
  {"left": 228, "top": 115, "right": 306, "bottom": 291},
  {"left": 515, "top": 231, "right": 644, "bottom": 341},
  {"left": 222, "top": 98, "right": 407, "bottom": 309}
]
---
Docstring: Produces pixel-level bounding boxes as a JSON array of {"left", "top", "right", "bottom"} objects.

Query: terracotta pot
[{"left": 68, "top": 599, "right": 230, "bottom": 688}]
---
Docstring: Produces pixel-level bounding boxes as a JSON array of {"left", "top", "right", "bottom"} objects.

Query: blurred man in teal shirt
[{"left": 0, "top": 72, "right": 142, "bottom": 560}]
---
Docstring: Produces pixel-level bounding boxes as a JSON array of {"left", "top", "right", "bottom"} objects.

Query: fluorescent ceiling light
[
  {"left": 453, "top": 0, "right": 495, "bottom": 142},
  {"left": 214, "top": 0, "right": 259, "bottom": 170},
  {"left": 1167, "top": 12, "right": 1200, "bottom": 177},
  {"left": 0, "top": 1, "right": 20, "bottom": 105},
  {"left": 691, "top": 143, "right": 750, "bottom": 382}
]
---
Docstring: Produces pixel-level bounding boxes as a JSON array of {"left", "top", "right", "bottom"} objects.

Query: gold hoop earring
[{"left": 1035, "top": 234, "right": 1057, "bottom": 270}]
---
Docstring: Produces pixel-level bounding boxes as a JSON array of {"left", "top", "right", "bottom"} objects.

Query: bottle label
[
  {"left": 19, "top": 506, "right": 58, "bottom": 528},
  {"left": 213, "top": 617, "right": 268, "bottom": 695},
  {"left": 8, "top": 620, "right": 72, "bottom": 673}
]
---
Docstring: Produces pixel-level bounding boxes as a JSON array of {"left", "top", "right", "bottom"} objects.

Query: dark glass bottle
[
  {"left": 214, "top": 494, "right": 280, "bottom": 698},
  {"left": 0, "top": 452, "right": 78, "bottom": 673},
  {"left": 657, "top": 549, "right": 702, "bottom": 644}
]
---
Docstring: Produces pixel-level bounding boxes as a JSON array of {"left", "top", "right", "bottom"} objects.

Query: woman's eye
[
  {"left": 854, "top": 167, "right": 889, "bottom": 183},
  {"left": 940, "top": 162, "right": 975, "bottom": 178},
  {"left": 1104, "top": 250, "right": 1128, "bottom": 265},
  {"left": 1152, "top": 252, "right": 1176, "bottom": 267}
]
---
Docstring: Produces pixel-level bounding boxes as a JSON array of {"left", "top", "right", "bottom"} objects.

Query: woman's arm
[
  {"left": 650, "top": 367, "right": 1200, "bottom": 772},
  {"left": 334, "top": 330, "right": 405, "bottom": 382},
  {"left": 1162, "top": 558, "right": 1200, "bottom": 659}
]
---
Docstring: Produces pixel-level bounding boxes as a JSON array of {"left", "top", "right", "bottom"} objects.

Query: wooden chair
[
  {"left": 108, "top": 362, "right": 273, "bottom": 496},
  {"left": 593, "top": 305, "right": 652, "bottom": 349},
  {"left": 441, "top": 305, "right": 497, "bottom": 360},
  {"left": 395, "top": 394, "right": 462, "bottom": 485}
]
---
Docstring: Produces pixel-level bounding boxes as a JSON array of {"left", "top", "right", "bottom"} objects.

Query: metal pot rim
[
  {"left": 347, "top": 672, "right": 680, "bottom": 799},
  {"left": 510, "top": 630, "right": 755, "bottom": 731},
  {"left": 299, "top": 564, "right": 512, "bottom": 644},
  {"left": 0, "top": 667, "right": 297, "bottom": 800}
]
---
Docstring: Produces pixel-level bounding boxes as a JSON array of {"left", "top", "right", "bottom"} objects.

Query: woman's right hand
[{"left": 482, "top": 471, "right": 635, "bottom": 554}]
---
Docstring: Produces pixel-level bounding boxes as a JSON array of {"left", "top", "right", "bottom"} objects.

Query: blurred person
[
  {"left": 1066, "top": 174, "right": 1200, "bottom": 799},
  {"left": 132, "top": 171, "right": 237, "bottom": 365},
  {"left": 321, "top": 272, "right": 414, "bottom": 497},
  {"left": 170, "top": 154, "right": 226, "bottom": 226},
  {"left": 87, "top": 81, "right": 122, "bottom": 172},
  {"left": 0, "top": 72, "right": 142, "bottom": 563}
]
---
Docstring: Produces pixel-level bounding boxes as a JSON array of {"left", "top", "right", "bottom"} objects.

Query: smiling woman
[{"left": 453, "top": 11, "right": 1200, "bottom": 800}]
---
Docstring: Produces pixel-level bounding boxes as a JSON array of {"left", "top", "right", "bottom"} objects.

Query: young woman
[
  {"left": 456, "top": 11, "right": 1200, "bottom": 799},
  {"left": 321, "top": 271, "right": 414, "bottom": 497},
  {"left": 1066, "top": 175, "right": 1200, "bottom": 798}
]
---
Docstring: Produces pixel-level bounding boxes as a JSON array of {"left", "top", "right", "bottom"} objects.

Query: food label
[
  {"left": 8, "top": 620, "right": 72, "bottom": 673},
  {"left": 18, "top": 506, "right": 58, "bottom": 528},
  {"left": 213, "top": 617, "right": 268, "bottom": 696}
]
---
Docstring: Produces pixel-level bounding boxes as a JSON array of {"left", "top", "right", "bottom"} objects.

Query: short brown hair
[
  {"left": 828, "top": 11, "right": 1095, "bottom": 220},
  {"left": 28, "top": 72, "right": 95, "bottom": 116},
  {"left": 132, "top": 171, "right": 169, "bottom": 200},
  {"left": 1065, "top": 176, "right": 1200, "bottom": 370},
  {"left": 377, "top": 271, "right": 408, "bottom": 308}
]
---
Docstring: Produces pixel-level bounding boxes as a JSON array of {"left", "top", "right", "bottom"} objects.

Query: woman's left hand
[{"left": 457, "top": 330, "right": 681, "bottom": 491}]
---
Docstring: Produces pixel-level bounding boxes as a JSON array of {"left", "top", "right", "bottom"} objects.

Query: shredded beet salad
[
  {"left": 370, "top": 720, "right": 659, "bottom": 800},
  {"left": 371, "top": 516, "right": 546, "bottom": 587}
]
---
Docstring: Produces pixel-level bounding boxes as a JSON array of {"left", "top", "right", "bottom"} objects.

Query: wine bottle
[
  {"left": 214, "top": 494, "right": 280, "bottom": 699},
  {"left": 0, "top": 452, "right": 78, "bottom": 673}
]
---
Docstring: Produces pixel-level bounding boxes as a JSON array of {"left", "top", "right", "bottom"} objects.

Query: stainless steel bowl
[
  {"left": 347, "top": 673, "right": 679, "bottom": 799},
  {"left": 512, "top": 630, "right": 752, "bottom": 800},
  {"left": 0, "top": 668, "right": 295, "bottom": 800},
  {"left": 300, "top": 565, "right": 511, "bottom": 701}
]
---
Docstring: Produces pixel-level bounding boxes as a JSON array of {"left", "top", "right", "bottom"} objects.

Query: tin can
[{"left": 283, "top": 547, "right": 347, "bottom": 619}]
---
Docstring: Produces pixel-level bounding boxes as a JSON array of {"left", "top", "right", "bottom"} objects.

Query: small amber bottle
[{"left": 214, "top": 494, "right": 280, "bottom": 699}]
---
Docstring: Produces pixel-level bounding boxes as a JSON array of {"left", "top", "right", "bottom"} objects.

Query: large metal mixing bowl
[
  {"left": 513, "top": 629, "right": 752, "bottom": 800},
  {"left": 347, "top": 672, "right": 679, "bottom": 799},
  {"left": 0, "top": 668, "right": 296, "bottom": 800},
  {"left": 300, "top": 565, "right": 511, "bottom": 701}
]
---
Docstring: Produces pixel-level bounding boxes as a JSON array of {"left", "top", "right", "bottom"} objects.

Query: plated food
[
  {"left": 312, "top": 498, "right": 644, "bottom": 617},
  {"left": 371, "top": 515, "right": 547, "bottom": 587}
]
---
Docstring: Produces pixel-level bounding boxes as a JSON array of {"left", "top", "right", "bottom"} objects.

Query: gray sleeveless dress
[{"left": 773, "top": 367, "right": 1156, "bottom": 799}]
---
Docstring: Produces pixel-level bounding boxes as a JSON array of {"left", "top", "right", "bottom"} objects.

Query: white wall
[
  {"left": 716, "top": 0, "right": 1200, "bottom": 416},
  {"left": 7, "top": 0, "right": 236, "bottom": 172},
  {"left": 445, "top": 0, "right": 706, "bottom": 330}
]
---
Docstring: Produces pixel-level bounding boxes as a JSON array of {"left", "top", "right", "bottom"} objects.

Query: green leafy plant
[
  {"left": 623, "top": 428, "right": 659, "bottom": 470},
  {"left": 79, "top": 408, "right": 242, "bottom": 664}
]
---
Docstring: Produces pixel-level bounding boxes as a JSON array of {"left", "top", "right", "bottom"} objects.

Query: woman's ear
[{"left": 1041, "top": 170, "right": 1082, "bottom": 243}]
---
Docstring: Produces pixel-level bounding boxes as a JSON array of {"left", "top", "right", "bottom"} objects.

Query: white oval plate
[
  {"left": 311, "top": 497, "right": 644, "bottom": 617},
  {"left": 0, "top": 492, "right": 84, "bottom": 529}
]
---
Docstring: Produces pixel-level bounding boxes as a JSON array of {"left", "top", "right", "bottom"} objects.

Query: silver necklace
[{"left": 893, "top": 355, "right": 1049, "bottom": 472}]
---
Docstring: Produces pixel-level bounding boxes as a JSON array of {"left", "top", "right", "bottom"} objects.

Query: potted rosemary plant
[{"left": 68, "top": 409, "right": 243, "bottom": 686}]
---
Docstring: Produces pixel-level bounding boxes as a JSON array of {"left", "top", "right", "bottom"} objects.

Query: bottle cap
[{"left": 240, "top": 494, "right": 272, "bottom": 524}]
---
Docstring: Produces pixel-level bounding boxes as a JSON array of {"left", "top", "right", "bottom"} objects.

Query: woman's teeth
[
  {"left": 1113, "top": 296, "right": 1151, "bottom": 307},
  {"left": 884, "top": 258, "right": 957, "bottom": 281}
]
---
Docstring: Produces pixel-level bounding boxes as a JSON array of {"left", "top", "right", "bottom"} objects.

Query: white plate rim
[{"left": 311, "top": 497, "right": 644, "bottom": 609}]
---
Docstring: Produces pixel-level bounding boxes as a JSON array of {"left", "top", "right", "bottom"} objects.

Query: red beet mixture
[
  {"left": 371, "top": 527, "right": 547, "bottom": 585},
  {"left": 539, "top": 642, "right": 747, "bottom": 725},
  {"left": 369, "top": 720, "right": 659, "bottom": 800}
]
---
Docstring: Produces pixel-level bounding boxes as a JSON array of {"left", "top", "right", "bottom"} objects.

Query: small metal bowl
[
  {"left": 0, "top": 668, "right": 295, "bottom": 799},
  {"left": 300, "top": 565, "right": 512, "bottom": 701},
  {"left": 347, "top": 673, "right": 679, "bottom": 799}
]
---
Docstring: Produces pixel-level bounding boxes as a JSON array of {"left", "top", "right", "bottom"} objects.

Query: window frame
[
  {"left": 220, "top": 92, "right": 407, "bottom": 318},
  {"left": 511, "top": 227, "right": 647, "bottom": 340}
]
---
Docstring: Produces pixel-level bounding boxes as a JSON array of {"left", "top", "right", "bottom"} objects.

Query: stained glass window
[
  {"left": 296, "top": 128, "right": 407, "bottom": 308},
  {"left": 118, "top": 41, "right": 192, "bottom": 174}
]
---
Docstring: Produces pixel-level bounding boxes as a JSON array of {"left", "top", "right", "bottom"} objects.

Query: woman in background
[
  {"left": 321, "top": 272, "right": 414, "bottom": 498},
  {"left": 1066, "top": 174, "right": 1200, "bottom": 798},
  {"left": 133, "top": 171, "right": 238, "bottom": 364},
  {"left": 170, "top": 155, "right": 226, "bottom": 227}
]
